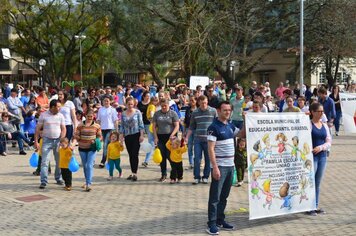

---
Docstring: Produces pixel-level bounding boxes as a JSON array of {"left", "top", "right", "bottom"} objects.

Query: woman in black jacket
[{"left": 183, "top": 96, "right": 197, "bottom": 169}]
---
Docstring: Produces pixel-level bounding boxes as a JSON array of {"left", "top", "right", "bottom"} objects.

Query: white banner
[
  {"left": 245, "top": 113, "right": 316, "bottom": 220},
  {"left": 340, "top": 93, "right": 356, "bottom": 134},
  {"left": 189, "top": 76, "right": 210, "bottom": 90}
]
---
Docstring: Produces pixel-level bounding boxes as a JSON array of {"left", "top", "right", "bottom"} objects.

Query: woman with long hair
[
  {"left": 74, "top": 110, "right": 102, "bottom": 191},
  {"left": 308, "top": 102, "right": 332, "bottom": 216},
  {"left": 329, "top": 85, "right": 342, "bottom": 136},
  {"left": 120, "top": 97, "right": 145, "bottom": 181},
  {"left": 58, "top": 89, "right": 77, "bottom": 141}
]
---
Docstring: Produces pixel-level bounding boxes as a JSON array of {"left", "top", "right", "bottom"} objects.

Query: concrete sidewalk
[{"left": 0, "top": 133, "right": 355, "bottom": 235}]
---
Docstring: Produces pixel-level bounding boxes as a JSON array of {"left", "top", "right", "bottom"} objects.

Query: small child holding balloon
[
  {"left": 58, "top": 138, "right": 73, "bottom": 191},
  {"left": 106, "top": 131, "right": 124, "bottom": 181},
  {"left": 165, "top": 137, "right": 187, "bottom": 184}
]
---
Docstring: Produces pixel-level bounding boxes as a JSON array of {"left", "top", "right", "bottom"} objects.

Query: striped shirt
[
  {"left": 38, "top": 110, "right": 65, "bottom": 139},
  {"left": 207, "top": 118, "right": 239, "bottom": 167},
  {"left": 189, "top": 106, "right": 216, "bottom": 140},
  {"left": 75, "top": 122, "right": 102, "bottom": 151}
]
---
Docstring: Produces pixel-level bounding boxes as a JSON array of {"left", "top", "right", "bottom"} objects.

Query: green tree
[
  {"left": 0, "top": 0, "right": 109, "bottom": 86},
  {"left": 305, "top": 0, "right": 356, "bottom": 88}
]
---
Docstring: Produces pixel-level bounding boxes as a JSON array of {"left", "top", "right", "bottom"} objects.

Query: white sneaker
[
  {"left": 192, "top": 179, "right": 200, "bottom": 185},
  {"left": 202, "top": 178, "right": 208, "bottom": 184},
  {"left": 237, "top": 181, "right": 243, "bottom": 186}
]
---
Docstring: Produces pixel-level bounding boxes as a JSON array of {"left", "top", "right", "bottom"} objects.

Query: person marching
[
  {"left": 165, "top": 137, "right": 187, "bottom": 184},
  {"left": 206, "top": 101, "right": 240, "bottom": 235},
  {"left": 106, "top": 131, "right": 124, "bottom": 181},
  {"left": 58, "top": 138, "right": 73, "bottom": 191}
]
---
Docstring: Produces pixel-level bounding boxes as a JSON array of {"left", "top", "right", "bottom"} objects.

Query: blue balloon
[
  {"left": 68, "top": 156, "right": 80, "bottom": 172},
  {"left": 29, "top": 152, "right": 39, "bottom": 168},
  {"left": 106, "top": 163, "right": 110, "bottom": 170}
]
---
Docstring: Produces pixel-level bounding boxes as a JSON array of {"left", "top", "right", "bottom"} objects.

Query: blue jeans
[
  {"left": 100, "top": 129, "right": 113, "bottom": 164},
  {"left": 314, "top": 155, "right": 327, "bottom": 208},
  {"left": 333, "top": 110, "right": 342, "bottom": 132},
  {"left": 188, "top": 132, "right": 195, "bottom": 165},
  {"left": 79, "top": 150, "right": 96, "bottom": 185},
  {"left": 232, "top": 120, "right": 244, "bottom": 130},
  {"left": 11, "top": 131, "right": 31, "bottom": 151},
  {"left": 40, "top": 137, "right": 62, "bottom": 184},
  {"left": 207, "top": 166, "right": 234, "bottom": 227},
  {"left": 144, "top": 124, "right": 155, "bottom": 163},
  {"left": 194, "top": 139, "right": 210, "bottom": 180}
]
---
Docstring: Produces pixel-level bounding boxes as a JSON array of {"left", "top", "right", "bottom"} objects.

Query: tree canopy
[{"left": 0, "top": 0, "right": 355, "bottom": 87}]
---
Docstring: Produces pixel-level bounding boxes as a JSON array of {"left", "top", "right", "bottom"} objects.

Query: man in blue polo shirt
[{"left": 206, "top": 101, "right": 239, "bottom": 235}]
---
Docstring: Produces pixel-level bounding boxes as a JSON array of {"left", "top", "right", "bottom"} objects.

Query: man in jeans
[
  {"left": 185, "top": 95, "right": 216, "bottom": 184},
  {"left": 206, "top": 101, "right": 239, "bottom": 235},
  {"left": 34, "top": 100, "right": 66, "bottom": 189}
]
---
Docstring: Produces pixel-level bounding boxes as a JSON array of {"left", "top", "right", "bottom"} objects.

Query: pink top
[{"left": 275, "top": 87, "right": 286, "bottom": 100}]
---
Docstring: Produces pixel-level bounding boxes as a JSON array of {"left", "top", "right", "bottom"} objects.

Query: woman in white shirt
[
  {"left": 58, "top": 90, "right": 77, "bottom": 141},
  {"left": 97, "top": 97, "right": 119, "bottom": 168}
]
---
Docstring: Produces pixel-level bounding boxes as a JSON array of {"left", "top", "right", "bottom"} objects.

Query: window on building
[
  {"left": 319, "top": 72, "right": 326, "bottom": 84},
  {"left": 341, "top": 73, "right": 348, "bottom": 83},
  {"left": 259, "top": 73, "right": 270, "bottom": 84},
  {"left": 0, "top": 24, "right": 9, "bottom": 43},
  {"left": 286, "top": 72, "right": 296, "bottom": 84}
]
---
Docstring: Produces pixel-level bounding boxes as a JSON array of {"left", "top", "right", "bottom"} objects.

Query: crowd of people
[{"left": 1, "top": 78, "right": 354, "bottom": 235}]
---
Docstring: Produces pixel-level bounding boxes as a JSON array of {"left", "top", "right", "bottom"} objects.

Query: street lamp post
[
  {"left": 74, "top": 35, "right": 86, "bottom": 81},
  {"left": 300, "top": 0, "right": 304, "bottom": 95},
  {"left": 39, "top": 59, "right": 46, "bottom": 87}
]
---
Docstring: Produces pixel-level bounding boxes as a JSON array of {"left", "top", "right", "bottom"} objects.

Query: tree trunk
[
  {"left": 148, "top": 65, "right": 163, "bottom": 87},
  {"left": 214, "top": 64, "right": 233, "bottom": 88}
]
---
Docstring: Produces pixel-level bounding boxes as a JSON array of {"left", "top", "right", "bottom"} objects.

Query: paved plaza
[{"left": 0, "top": 132, "right": 355, "bottom": 236}]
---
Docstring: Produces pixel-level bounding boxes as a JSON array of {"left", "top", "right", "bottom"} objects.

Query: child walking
[
  {"left": 106, "top": 132, "right": 124, "bottom": 181},
  {"left": 58, "top": 138, "right": 73, "bottom": 191},
  {"left": 234, "top": 138, "right": 247, "bottom": 187},
  {"left": 165, "top": 137, "right": 187, "bottom": 184}
]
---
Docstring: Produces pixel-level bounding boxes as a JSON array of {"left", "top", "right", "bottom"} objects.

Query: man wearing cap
[
  {"left": 6, "top": 88, "right": 25, "bottom": 130},
  {"left": 230, "top": 86, "right": 244, "bottom": 129}
]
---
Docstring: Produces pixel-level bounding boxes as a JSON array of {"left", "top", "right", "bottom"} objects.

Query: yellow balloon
[{"left": 152, "top": 148, "right": 162, "bottom": 164}]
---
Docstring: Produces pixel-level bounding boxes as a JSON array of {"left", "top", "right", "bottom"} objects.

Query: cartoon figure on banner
[
  {"left": 299, "top": 143, "right": 311, "bottom": 162},
  {"left": 288, "top": 136, "right": 300, "bottom": 159},
  {"left": 279, "top": 182, "right": 293, "bottom": 210},
  {"left": 248, "top": 154, "right": 258, "bottom": 176},
  {"left": 298, "top": 175, "right": 309, "bottom": 204},
  {"left": 253, "top": 140, "right": 265, "bottom": 160},
  {"left": 304, "top": 160, "right": 314, "bottom": 188},
  {"left": 262, "top": 134, "right": 273, "bottom": 158},
  {"left": 275, "top": 133, "right": 288, "bottom": 156},
  {"left": 251, "top": 170, "right": 262, "bottom": 200},
  {"left": 261, "top": 179, "right": 275, "bottom": 210}
]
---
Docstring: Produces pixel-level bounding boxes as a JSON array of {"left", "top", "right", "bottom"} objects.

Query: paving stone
[{"left": 0, "top": 132, "right": 355, "bottom": 235}]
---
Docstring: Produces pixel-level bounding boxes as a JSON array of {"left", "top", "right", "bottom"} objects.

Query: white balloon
[{"left": 140, "top": 142, "right": 153, "bottom": 153}]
